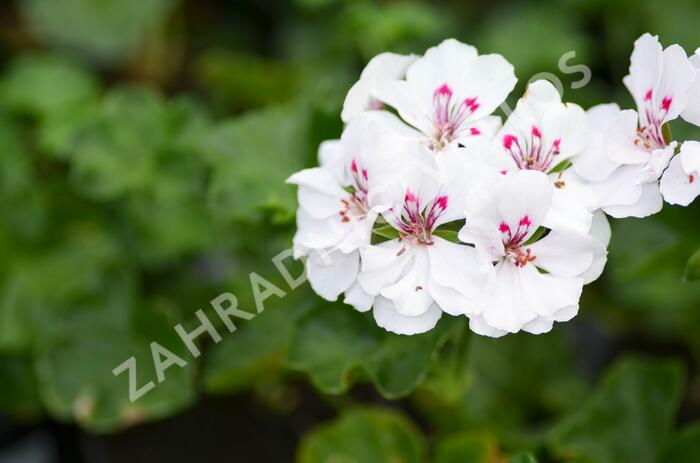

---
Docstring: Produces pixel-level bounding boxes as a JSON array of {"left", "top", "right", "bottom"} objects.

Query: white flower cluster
[{"left": 288, "top": 35, "right": 700, "bottom": 337}]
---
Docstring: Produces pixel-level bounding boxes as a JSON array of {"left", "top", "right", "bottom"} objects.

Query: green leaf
[
  {"left": 509, "top": 452, "right": 539, "bottom": 463},
  {"left": 435, "top": 432, "right": 500, "bottom": 463},
  {"left": 547, "top": 357, "right": 684, "bottom": 463},
  {"left": 21, "top": 0, "right": 176, "bottom": 64},
  {"left": 34, "top": 279, "right": 197, "bottom": 433},
  {"left": 284, "top": 303, "right": 455, "bottom": 398},
  {"left": 203, "top": 293, "right": 312, "bottom": 394},
  {"left": 658, "top": 422, "right": 700, "bottom": 463},
  {"left": 0, "top": 54, "right": 98, "bottom": 119},
  {"left": 549, "top": 159, "right": 572, "bottom": 174},
  {"left": 298, "top": 408, "right": 425, "bottom": 463},
  {"left": 684, "top": 248, "right": 700, "bottom": 282},
  {"left": 371, "top": 224, "right": 400, "bottom": 244},
  {"left": 201, "top": 104, "right": 312, "bottom": 223},
  {"left": 0, "top": 354, "right": 42, "bottom": 416}
]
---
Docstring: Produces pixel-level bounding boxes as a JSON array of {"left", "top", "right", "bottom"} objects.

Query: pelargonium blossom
[
  {"left": 357, "top": 154, "right": 492, "bottom": 334},
  {"left": 486, "top": 80, "right": 594, "bottom": 232},
  {"left": 458, "top": 170, "right": 608, "bottom": 337},
  {"left": 574, "top": 33, "right": 696, "bottom": 217},
  {"left": 370, "top": 38, "right": 517, "bottom": 151},
  {"left": 286, "top": 115, "right": 404, "bottom": 307}
]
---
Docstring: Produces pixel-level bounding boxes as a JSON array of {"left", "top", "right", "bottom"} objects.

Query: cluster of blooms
[{"left": 288, "top": 35, "right": 700, "bottom": 337}]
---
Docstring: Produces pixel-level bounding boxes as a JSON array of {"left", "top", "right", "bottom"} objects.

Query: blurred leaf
[
  {"left": 0, "top": 111, "right": 45, "bottom": 240},
  {"left": 34, "top": 277, "right": 196, "bottom": 433},
  {"left": 203, "top": 292, "right": 312, "bottom": 394},
  {"left": 21, "top": 0, "right": 176, "bottom": 64},
  {"left": 658, "top": 422, "right": 700, "bottom": 463},
  {"left": 202, "top": 104, "right": 312, "bottom": 223},
  {"left": 548, "top": 357, "right": 684, "bottom": 463},
  {"left": 345, "top": 2, "right": 451, "bottom": 60},
  {"left": 298, "top": 408, "right": 425, "bottom": 463},
  {"left": 509, "top": 452, "right": 539, "bottom": 463},
  {"left": 284, "top": 303, "right": 455, "bottom": 398},
  {"left": 684, "top": 249, "right": 700, "bottom": 282},
  {"left": 195, "top": 50, "right": 300, "bottom": 111},
  {"left": 0, "top": 54, "right": 98, "bottom": 119},
  {"left": 0, "top": 354, "right": 42, "bottom": 416},
  {"left": 416, "top": 330, "right": 588, "bottom": 436},
  {"left": 434, "top": 432, "right": 500, "bottom": 463}
]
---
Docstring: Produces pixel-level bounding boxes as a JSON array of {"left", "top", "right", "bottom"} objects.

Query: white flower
[
  {"left": 458, "top": 170, "right": 607, "bottom": 338},
  {"left": 660, "top": 141, "right": 700, "bottom": 206},
  {"left": 573, "top": 33, "right": 696, "bottom": 218},
  {"left": 286, "top": 115, "right": 404, "bottom": 306},
  {"left": 371, "top": 38, "right": 517, "bottom": 152},
  {"left": 341, "top": 52, "right": 417, "bottom": 123},
  {"left": 357, "top": 154, "right": 491, "bottom": 335},
  {"left": 487, "top": 80, "right": 594, "bottom": 232},
  {"left": 681, "top": 48, "right": 700, "bottom": 126}
]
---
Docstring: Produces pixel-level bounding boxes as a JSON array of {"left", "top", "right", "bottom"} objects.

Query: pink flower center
[
  {"left": 394, "top": 189, "right": 448, "bottom": 246},
  {"left": 635, "top": 89, "right": 670, "bottom": 151},
  {"left": 503, "top": 126, "right": 561, "bottom": 172},
  {"left": 339, "top": 158, "right": 369, "bottom": 222},
  {"left": 431, "top": 83, "right": 480, "bottom": 150},
  {"left": 499, "top": 215, "right": 537, "bottom": 267}
]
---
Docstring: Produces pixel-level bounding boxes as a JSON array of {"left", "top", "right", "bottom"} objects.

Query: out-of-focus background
[{"left": 0, "top": 0, "right": 700, "bottom": 462}]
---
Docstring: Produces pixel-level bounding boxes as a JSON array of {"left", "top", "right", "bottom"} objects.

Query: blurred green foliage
[{"left": 0, "top": 0, "right": 699, "bottom": 461}]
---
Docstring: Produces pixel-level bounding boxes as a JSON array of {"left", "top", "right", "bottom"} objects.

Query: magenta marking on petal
[
  {"left": 503, "top": 134, "right": 518, "bottom": 150},
  {"left": 437, "top": 83, "right": 453, "bottom": 96},
  {"left": 519, "top": 215, "right": 532, "bottom": 226},
  {"left": 532, "top": 126, "right": 542, "bottom": 138},
  {"left": 350, "top": 158, "right": 358, "bottom": 173},
  {"left": 645, "top": 89, "right": 653, "bottom": 101},
  {"left": 470, "top": 127, "right": 481, "bottom": 136},
  {"left": 661, "top": 96, "right": 672, "bottom": 112},
  {"left": 499, "top": 169, "right": 508, "bottom": 175}
]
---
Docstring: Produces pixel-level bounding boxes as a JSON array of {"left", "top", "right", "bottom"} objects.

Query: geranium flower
[
  {"left": 487, "top": 80, "right": 594, "bottom": 232},
  {"left": 357, "top": 154, "right": 491, "bottom": 335},
  {"left": 341, "top": 52, "right": 417, "bottom": 123},
  {"left": 371, "top": 38, "right": 517, "bottom": 152},
  {"left": 287, "top": 115, "right": 405, "bottom": 307},
  {"left": 458, "top": 170, "right": 607, "bottom": 337},
  {"left": 573, "top": 34, "right": 696, "bottom": 217}
]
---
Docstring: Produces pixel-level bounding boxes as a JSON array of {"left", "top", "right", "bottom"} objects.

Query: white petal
[
  {"left": 480, "top": 261, "right": 537, "bottom": 332},
  {"left": 603, "top": 110, "right": 646, "bottom": 165},
  {"left": 454, "top": 53, "right": 517, "bottom": 120},
  {"left": 496, "top": 170, "right": 553, "bottom": 235},
  {"left": 306, "top": 250, "right": 359, "bottom": 301},
  {"left": 380, "top": 250, "right": 433, "bottom": 317},
  {"left": 658, "top": 44, "right": 696, "bottom": 123},
  {"left": 521, "top": 316, "right": 554, "bottom": 335},
  {"left": 528, "top": 228, "right": 596, "bottom": 278},
  {"left": 603, "top": 181, "right": 663, "bottom": 218},
  {"left": 358, "top": 241, "right": 412, "bottom": 295},
  {"left": 623, "top": 33, "right": 663, "bottom": 112},
  {"left": 288, "top": 167, "right": 347, "bottom": 220},
  {"left": 373, "top": 297, "right": 442, "bottom": 335},
  {"left": 581, "top": 211, "right": 610, "bottom": 284},
  {"left": 518, "top": 265, "right": 584, "bottom": 318},
  {"left": 660, "top": 155, "right": 700, "bottom": 206},
  {"left": 342, "top": 52, "right": 417, "bottom": 123},
  {"left": 681, "top": 51, "right": 700, "bottom": 126},
  {"left": 544, "top": 174, "right": 595, "bottom": 233},
  {"left": 428, "top": 238, "right": 489, "bottom": 300},
  {"left": 317, "top": 140, "right": 346, "bottom": 183},
  {"left": 680, "top": 140, "right": 700, "bottom": 175},
  {"left": 587, "top": 165, "right": 643, "bottom": 210},
  {"left": 344, "top": 281, "right": 374, "bottom": 312},
  {"left": 468, "top": 314, "right": 508, "bottom": 338}
]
